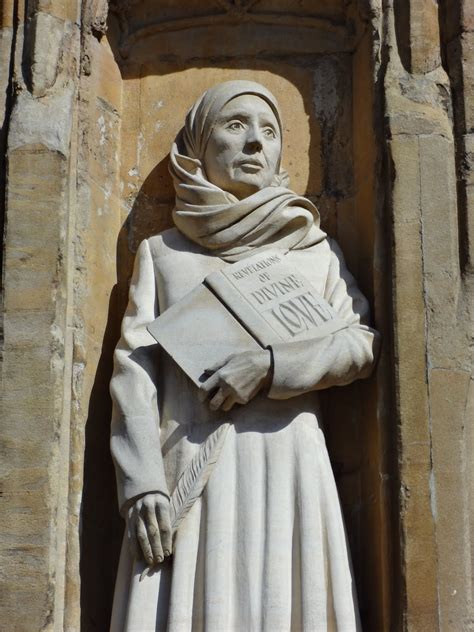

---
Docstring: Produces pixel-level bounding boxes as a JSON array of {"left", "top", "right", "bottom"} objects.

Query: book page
[{"left": 205, "top": 250, "right": 348, "bottom": 345}]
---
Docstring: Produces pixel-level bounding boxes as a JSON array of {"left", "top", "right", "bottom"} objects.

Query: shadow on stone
[{"left": 80, "top": 285, "right": 124, "bottom": 631}]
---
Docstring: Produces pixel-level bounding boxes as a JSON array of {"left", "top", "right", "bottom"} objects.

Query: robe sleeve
[
  {"left": 268, "top": 239, "right": 380, "bottom": 399},
  {"left": 110, "top": 239, "right": 169, "bottom": 514}
]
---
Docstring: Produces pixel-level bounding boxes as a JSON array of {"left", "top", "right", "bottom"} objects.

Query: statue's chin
[{"left": 225, "top": 175, "right": 271, "bottom": 200}]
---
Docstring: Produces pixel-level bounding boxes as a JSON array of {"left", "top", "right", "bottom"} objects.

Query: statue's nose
[{"left": 245, "top": 125, "right": 263, "bottom": 151}]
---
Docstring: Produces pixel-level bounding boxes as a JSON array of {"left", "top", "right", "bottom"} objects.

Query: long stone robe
[{"left": 110, "top": 227, "right": 378, "bottom": 632}]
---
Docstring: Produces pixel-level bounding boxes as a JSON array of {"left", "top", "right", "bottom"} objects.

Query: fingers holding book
[{"left": 199, "top": 349, "right": 272, "bottom": 411}]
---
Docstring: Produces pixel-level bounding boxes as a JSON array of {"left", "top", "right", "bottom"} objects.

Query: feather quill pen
[{"left": 139, "top": 422, "right": 230, "bottom": 581}]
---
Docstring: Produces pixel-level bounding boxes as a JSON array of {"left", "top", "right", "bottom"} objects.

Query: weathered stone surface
[
  {"left": 384, "top": 4, "right": 474, "bottom": 630},
  {"left": 419, "top": 134, "right": 467, "bottom": 368},
  {"left": 27, "top": 12, "right": 66, "bottom": 96},
  {"left": 0, "top": 1, "right": 81, "bottom": 630},
  {"left": 430, "top": 368, "right": 472, "bottom": 630},
  {"left": 0, "top": 145, "right": 72, "bottom": 632},
  {"left": 8, "top": 87, "right": 75, "bottom": 156},
  {"left": 444, "top": 25, "right": 474, "bottom": 274},
  {"left": 408, "top": 0, "right": 441, "bottom": 74}
]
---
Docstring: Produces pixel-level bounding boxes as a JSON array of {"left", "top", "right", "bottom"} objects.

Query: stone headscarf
[{"left": 170, "top": 80, "right": 326, "bottom": 262}]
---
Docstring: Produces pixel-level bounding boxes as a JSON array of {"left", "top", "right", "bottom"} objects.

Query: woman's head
[
  {"left": 203, "top": 94, "right": 281, "bottom": 199},
  {"left": 177, "top": 80, "right": 284, "bottom": 199},
  {"left": 171, "top": 80, "right": 325, "bottom": 260}
]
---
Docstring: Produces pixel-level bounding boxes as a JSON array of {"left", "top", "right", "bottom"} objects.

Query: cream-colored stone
[
  {"left": 385, "top": 77, "right": 453, "bottom": 138},
  {"left": 389, "top": 136, "right": 421, "bottom": 224},
  {"left": 383, "top": 6, "right": 474, "bottom": 630},
  {"left": 463, "top": 0, "right": 474, "bottom": 31},
  {"left": 8, "top": 88, "right": 75, "bottom": 156},
  {"left": 464, "top": 133, "right": 474, "bottom": 186},
  {"left": 0, "top": 28, "right": 13, "bottom": 127},
  {"left": 419, "top": 134, "right": 467, "bottom": 371},
  {"left": 409, "top": 0, "right": 441, "bottom": 74},
  {"left": 119, "top": 15, "right": 351, "bottom": 61},
  {"left": 28, "top": 12, "right": 65, "bottom": 96},
  {"left": 34, "top": 0, "right": 79, "bottom": 24},
  {"left": 0, "top": 0, "right": 15, "bottom": 28},
  {"left": 459, "top": 32, "right": 474, "bottom": 133},
  {"left": 430, "top": 369, "right": 472, "bottom": 630},
  {"left": 389, "top": 151, "right": 439, "bottom": 628},
  {"left": 1, "top": 144, "right": 72, "bottom": 632},
  {"left": 90, "top": 36, "right": 123, "bottom": 116}
]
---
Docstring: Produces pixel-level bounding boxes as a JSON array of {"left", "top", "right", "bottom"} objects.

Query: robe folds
[{"left": 110, "top": 227, "right": 379, "bottom": 632}]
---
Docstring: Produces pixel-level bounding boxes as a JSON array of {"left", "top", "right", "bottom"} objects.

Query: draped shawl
[{"left": 170, "top": 80, "right": 326, "bottom": 262}]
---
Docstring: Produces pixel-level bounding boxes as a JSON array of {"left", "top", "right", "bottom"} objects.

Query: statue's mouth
[{"left": 237, "top": 159, "right": 264, "bottom": 172}]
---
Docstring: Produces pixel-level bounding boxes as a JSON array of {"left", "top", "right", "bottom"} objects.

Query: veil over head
[{"left": 170, "top": 80, "right": 326, "bottom": 262}]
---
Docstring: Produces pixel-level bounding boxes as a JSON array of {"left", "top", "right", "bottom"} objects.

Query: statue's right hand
[{"left": 126, "top": 493, "right": 172, "bottom": 566}]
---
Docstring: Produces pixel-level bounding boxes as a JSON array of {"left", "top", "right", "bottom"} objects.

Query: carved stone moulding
[{"left": 109, "top": 0, "right": 357, "bottom": 60}]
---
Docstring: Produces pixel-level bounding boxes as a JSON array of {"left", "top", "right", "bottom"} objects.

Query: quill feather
[
  {"left": 170, "top": 421, "right": 230, "bottom": 531},
  {"left": 139, "top": 422, "right": 230, "bottom": 581}
]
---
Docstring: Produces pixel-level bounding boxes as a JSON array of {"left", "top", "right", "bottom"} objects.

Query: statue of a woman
[{"left": 110, "top": 80, "right": 379, "bottom": 631}]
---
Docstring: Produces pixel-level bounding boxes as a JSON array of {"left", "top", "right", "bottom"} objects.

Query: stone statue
[{"left": 109, "top": 80, "right": 379, "bottom": 631}]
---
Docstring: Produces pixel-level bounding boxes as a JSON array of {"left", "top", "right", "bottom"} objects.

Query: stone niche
[{"left": 78, "top": 1, "right": 390, "bottom": 629}]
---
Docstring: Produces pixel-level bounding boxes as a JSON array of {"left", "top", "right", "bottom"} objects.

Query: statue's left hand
[{"left": 199, "top": 349, "right": 272, "bottom": 411}]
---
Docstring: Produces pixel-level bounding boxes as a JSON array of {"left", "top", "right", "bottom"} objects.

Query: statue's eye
[
  {"left": 227, "top": 121, "right": 245, "bottom": 132},
  {"left": 263, "top": 127, "right": 276, "bottom": 139}
]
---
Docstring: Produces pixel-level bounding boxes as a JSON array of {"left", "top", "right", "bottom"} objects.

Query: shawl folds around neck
[{"left": 169, "top": 80, "right": 326, "bottom": 262}]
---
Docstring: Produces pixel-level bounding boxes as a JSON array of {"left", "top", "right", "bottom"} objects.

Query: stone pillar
[
  {"left": 384, "top": 1, "right": 474, "bottom": 629},
  {"left": 0, "top": 0, "right": 81, "bottom": 629}
]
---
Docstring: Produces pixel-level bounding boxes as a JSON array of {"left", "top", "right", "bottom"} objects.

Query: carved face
[{"left": 203, "top": 94, "right": 282, "bottom": 199}]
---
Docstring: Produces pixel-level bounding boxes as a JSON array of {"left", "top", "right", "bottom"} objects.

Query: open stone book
[{"left": 147, "top": 249, "right": 348, "bottom": 386}]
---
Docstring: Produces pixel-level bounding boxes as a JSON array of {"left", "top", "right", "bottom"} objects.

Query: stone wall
[
  {"left": 1, "top": 0, "right": 81, "bottom": 628},
  {"left": 386, "top": 2, "right": 474, "bottom": 628},
  {"left": 0, "top": 1, "right": 472, "bottom": 630}
]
